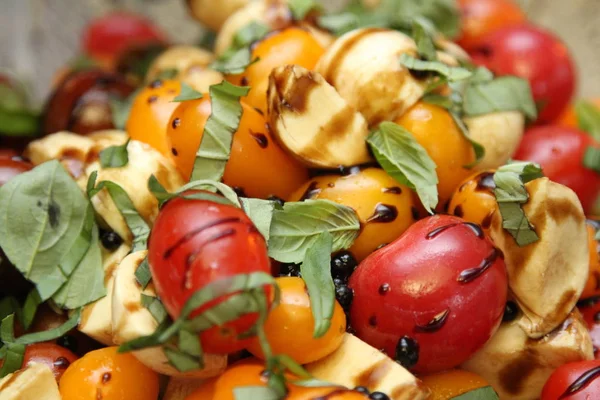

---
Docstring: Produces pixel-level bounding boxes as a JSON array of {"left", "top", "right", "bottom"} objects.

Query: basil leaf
[
  {"left": 211, "top": 48, "right": 257, "bottom": 75},
  {"left": 184, "top": 292, "right": 259, "bottom": 332},
  {"left": 21, "top": 290, "right": 42, "bottom": 331},
  {"left": 268, "top": 200, "right": 361, "bottom": 263},
  {"left": 164, "top": 346, "right": 203, "bottom": 372},
  {"left": 575, "top": 100, "right": 600, "bottom": 141},
  {"left": 176, "top": 179, "right": 241, "bottom": 206},
  {"left": 412, "top": 20, "right": 437, "bottom": 61},
  {"left": 179, "top": 329, "right": 203, "bottom": 358},
  {"left": 141, "top": 294, "right": 168, "bottom": 324},
  {"left": 300, "top": 231, "right": 334, "bottom": 338},
  {"left": 155, "top": 68, "right": 179, "bottom": 80},
  {"left": 99, "top": 140, "right": 130, "bottom": 168},
  {"left": 400, "top": 54, "right": 472, "bottom": 81},
  {"left": 0, "top": 108, "right": 40, "bottom": 137},
  {"left": 147, "top": 175, "right": 172, "bottom": 208},
  {"left": 367, "top": 122, "right": 439, "bottom": 213},
  {"left": 493, "top": 162, "right": 543, "bottom": 246},
  {"left": 14, "top": 308, "right": 81, "bottom": 345},
  {"left": 463, "top": 76, "right": 537, "bottom": 121},
  {"left": 135, "top": 257, "right": 152, "bottom": 290},
  {"left": 584, "top": 147, "right": 600, "bottom": 173},
  {"left": 172, "top": 82, "right": 203, "bottom": 102},
  {"left": 240, "top": 198, "right": 276, "bottom": 241},
  {"left": 451, "top": 385, "right": 499, "bottom": 400},
  {"left": 0, "top": 160, "right": 90, "bottom": 300},
  {"left": 191, "top": 82, "right": 250, "bottom": 182},
  {"left": 87, "top": 171, "right": 99, "bottom": 198},
  {"left": 110, "top": 89, "right": 140, "bottom": 130},
  {"left": 232, "top": 22, "right": 270, "bottom": 49},
  {"left": 0, "top": 298, "right": 21, "bottom": 326},
  {"left": 1, "top": 314, "right": 16, "bottom": 343},
  {"left": 234, "top": 386, "right": 281, "bottom": 400},
  {"left": 450, "top": 112, "right": 485, "bottom": 168},
  {"left": 422, "top": 93, "right": 455, "bottom": 109},
  {"left": 0, "top": 343, "right": 25, "bottom": 378},
  {"left": 288, "top": 0, "right": 322, "bottom": 20},
  {"left": 91, "top": 180, "right": 150, "bottom": 253}
]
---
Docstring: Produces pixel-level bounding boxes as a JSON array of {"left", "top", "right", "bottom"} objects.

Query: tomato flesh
[{"left": 541, "top": 359, "right": 600, "bottom": 400}]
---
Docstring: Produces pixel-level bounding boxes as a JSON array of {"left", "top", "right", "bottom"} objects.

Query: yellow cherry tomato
[
  {"left": 395, "top": 102, "right": 475, "bottom": 209},
  {"left": 447, "top": 170, "right": 497, "bottom": 232},
  {"left": 246, "top": 277, "right": 346, "bottom": 365},
  {"left": 166, "top": 98, "right": 308, "bottom": 199},
  {"left": 59, "top": 347, "right": 159, "bottom": 400},
  {"left": 227, "top": 27, "right": 326, "bottom": 113},
  {"left": 582, "top": 221, "right": 600, "bottom": 299},
  {"left": 127, "top": 79, "right": 181, "bottom": 156},
  {"left": 420, "top": 369, "right": 491, "bottom": 400},
  {"left": 289, "top": 167, "right": 418, "bottom": 261}
]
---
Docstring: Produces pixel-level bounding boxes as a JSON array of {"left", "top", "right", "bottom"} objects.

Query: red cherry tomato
[
  {"left": 469, "top": 24, "right": 576, "bottom": 123},
  {"left": 148, "top": 193, "right": 271, "bottom": 354},
  {"left": 457, "top": 0, "right": 526, "bottom": 51},
  {"left": 349, "top": 215, "right": 507, "bottom": 374},
  {"left": 0, "top": 157, "right": 32, "bottom": 187},
  {"left": 82, "top": 12, "right": 166, "bottom": 67},
  {"left": 579, "top": 299, "right": 600, "bottom": 359},
  {"left": 514, "top": 125, "right": 600, "bottom": 213},
  {"left": 22, "top": 343, "right": 78, "bottom": 382},
  {"left": 541, "top": 359, "right": 600, "bottom": 400}
]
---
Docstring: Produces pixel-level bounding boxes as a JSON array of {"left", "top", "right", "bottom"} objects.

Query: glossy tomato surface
[
  {"left": 514, "top": 125, "right": 600, "bottom": 213},
  {"left": 0, "top": 157, "right": 32, "bottom": 187},
  {"left": 349, "top": 215, "right": 507, "bottom": 373},
  {"left": 470, "top": 24, "right": 576, "bottom": 123},
  {"left": 541, "top": 360, "right": 600, "bottom": 400},
  {"left": 148, "top": 194, "right": 271, "bottom": 354},
  {"left": 22, "top": 343, "right": 78, "bottom": 382}
]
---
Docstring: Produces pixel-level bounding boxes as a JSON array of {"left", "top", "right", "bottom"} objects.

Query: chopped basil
[
  {"left": 300, "top": 231, "right": 335, "bottom": 338},
  {"left": 14, "top": 308, "right": 81, "bottom": 345},
  {"left": 451, "top": 386, "right": 499, "bottom": 400},
  {"left": 367, "top": 122, "right": 438, "bottom": 213},
  {"left": 135, "top": 257, "right": 152, "bottom": 290},
  {"left": 493, "top": 162, "right": 544, "bottom": 246},
  {"left": 240, "top": 198, "right": 277, "bottom": 241},
  {"left": 267, "top": 200, "right": 361, "bottom": 264},
  {"left": 412, "top": 20, "right": 437, "bottom": 62},
  {"left": 172, "top": 82, "right": 203, "bottom": 102},
  {"left": 20, "top": 291, "right": 39, "bottom": 331},
  {"left": 288, "top": 0, "right": 322, "bottom": 20},
  {"left": 232, "top": 22, "right": 270, "bottom": 49},
  {"left": 211, "top": 22, "right": 269, "bottom": 74},
  {"left": 141, "top": 294, "right": 168, "bottom": 324},
  {"left": 400, "top": 54, "right": 472, "bottom": 81},
  {"left": 190, "top": 81, "right": 249, "bottom": 182},
  {"left": 0, "top": 298, "right": 21, "bottom": 326},
  {"left": 99, "top": 140, "right": 130, "bottom": 168},
  {"left": 583, "top": 147, "right": 600, "bottom": 173},
  {"left": 164, "top": 346, "right": 203, "bottom": 372},
  {"left": 176, "top": 179, "right": 241, "bottom": 206},
  {"left": 575, "top": 100, "right": 600, "bottom": 141}
]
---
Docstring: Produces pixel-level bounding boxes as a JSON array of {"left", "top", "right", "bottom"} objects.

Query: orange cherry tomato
[
  {"left": 166, "top": 98, "right": 308, "bottom": 199},
  {"left": 127, "top": 79, "right": 181, "bottom": 156},
  {"left": 447, "top": 170, "right": 497, "bottom": 232},
  {"left": 289, "top": 167, "right": 418, "bottom": 261},
  {"left": 420, "top": 369, "right": 492, "bottom": 400},
  {"left": 396, "top": 102, "right": 475, "bottom": 210},
  {"left": 558, "top": 98, "right": 600, "bottom": 129},
  {"left": 227, "top": 27, "right": 326, "bottom": 113},
  {"left": 59, "top": 347, "right": 159, "bottom": 400},
  {"left": 246, "top": 277, "right": 346, "bottom": 364},
  {"left": 457, "top": 0, "right": 527, "bottom": 51},
  {"left": 582, "top": 220, "right": 600, "bottom": 300}
]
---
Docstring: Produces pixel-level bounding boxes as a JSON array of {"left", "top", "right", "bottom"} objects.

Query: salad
[{"left": 1, "top": 0, "right": 600, "bottom": 399}]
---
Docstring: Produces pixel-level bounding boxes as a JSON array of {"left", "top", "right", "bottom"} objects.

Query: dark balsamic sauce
[
  {"left": 395, "top": 336, "right": 419, "bottom": 369},
  {"left": 163, "top": 217, "right": 241, "bottom": 259},
  {"left": 414, "top": 309, "right": 450, "bottom": 333},
  {"left": 558, "top": 366, "right": 600, "bottom": 399},
  {"left": 457, "top": 248, "right": 499, "bottom": 283},
  {"left": 366, "top": 204, "right": 398, "bottom": 223},
  {"left": 383, "top": 186, "right": 402, "bottom": 194},
  {"left": 299, "top": 181, "right": 322, "bottom": 201},
  {"left": 249, "top": 131, "right": 269, "bottom": 148}
]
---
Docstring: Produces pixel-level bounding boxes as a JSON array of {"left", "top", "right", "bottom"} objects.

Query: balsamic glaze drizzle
[
  {"left": 163, "top": 217, "right": 241, "bottom": 259},
  {"left": 457, "top": 248, "right": 499, "bottom": 283},
  {"left": 558, "top": 366, "right": 600, "bottom": 399},
  {"left": 414, "top": 309, "right": 450, "bottom": 333}
]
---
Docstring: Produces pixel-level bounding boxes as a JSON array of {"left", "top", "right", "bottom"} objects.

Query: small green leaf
[
  {"left": 135, "top": 257, "right": 152, "bottom": 290},
  {"left": 0, "top": 343, "right": 25, "bottom": 378},
  {"left": 268, "top": 200, "right": 361, "bottom": 264},
  {"left": 450, "top": 385, "right": 499, "bottom": 400},
  {"left": 172, "top": 82, "right": 203, "bottom": 102},
  {"left": 575, "top": 100, "right": 600, "bottom": 141},
  {"left": 232, "top": 22, "right": 270, "bottom": 49},
  {"left": 1, "top": 314, "right": 16, "bottom": 343},
  {"left": 412, "top": 20, "right": 437, "bottom": 61},
  {"left": 234, "top": 386, "right": 281, "bottom": 400},
  {"left": 211, "top": 48, "right": 257, "bottom": 75},
  {"left": 367, "top": 122, "right": 439, "bottom": 213},
  {"left": 155, "top": 68, "right": 179, "bottom": 80},
  {"left": 99, "top": 140, "right": 130, "bottom": 168},
  {"left": 0, "top": 298, "right": 21, "bottom": 326},
  {"left": 300, "top": 231, "right": 335, "bottom": 338},
  {"left": 176, "top": 179, "right": 241, "bottom": 206},
  {"left": 21, "top": 291, "right": 41, "bottom": 331},
  {"left": 583, "top": 147, "right": 600, "bottom": 173},
  {"left": 141, "top": 294, "right": 168, "bottom": 324},
  {"left": 450, "top": 112, "right": 485, "bottom": 168},
  {"left": 240, "top": 198, "right": 277, "bottom": 241},
  {"left": 15, "top": 308, "right": 81, "bottom": 345},
  {"left": 422, "top": 93, "right": 455, "bottom": 109},
  {"left": 288, "top": 0, "right": 322, "bottom": 20},
  {"left": 164, "top": 346, "right": 204, "bottom": 372},
  {"left": 191, "top": 82, "right": 250, "bottom": 182},
  {"left": 400, "top": 54, "right": 472, "bottom": 81}
]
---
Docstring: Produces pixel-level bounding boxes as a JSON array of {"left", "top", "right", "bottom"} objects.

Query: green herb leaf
[
  {"left": 584, "top": 147, "right": 600, "bottom": 173},
  {"left": 1, "top": 314, "right": 16, "bottom": 343},
  {"left": 234, "top": 386, "right": 281, "bottom": 400},
  {"left": 232, "top": 22, "right": 270, "bottom": 49},
  {"left": 179, "top": 329, "right": 203, "bottom": 358},
  {"left": 412, "top": 20, "right": 437, "bottom": 61},
  {"left": 493, "top": 162, "right": 544, "bottom": 246},
  {"left": 288, "top": 0, "right": 322, "bottom": 20},
  {"left": 0, "top": 108, "right": 40, "bottom": 137},
  {"left": 367, "top": 121, "right": 438, "bottom": 213},
  {"left": 450, "top": 112, "right": 485, "bottom": 168},
  {"left": 400, "top": 54, "right": 472, "bottom": 81},
  {"left": 99, "top": 140, "right": 130, "bottom": 168},
  {"left": 172, "top": 82, "right": 203, "bottom": 102},
  {"left": 155, "top": 68, "right": 179, "bottom": 80},
  {"left": 141, "top": 294, "right": 168, "bottom": 324},
  {"left": 110, "top": 89, "right": 141, "bottom": 130},
  {"left": 450, "top": 385, "right": 499, "bottom": 400},
  {"left": 15, "top": 308, "right": 81, "bottom": 345},
  {"left": 164, "top": 346, "right": 203, "bottom": 372},
  {"left": 21, "top": 290, "right": 42, "bottom": 330},
  {"left": 211, "top": 48, "right": 257, "bottom": 75},
  {"left": 575, "top": 100, "right": 600, "bottom": 141},
  {"left": 135, "top": 257, "right": 152, "bottom": 290},
  {"left": 0, "top": 343, "right": 25, "bottom": 378},
  {"left": 0, "top": 298, "right": 21, "bottom": 326},
  {"left": 463, "top": 76, "right": 537, "bottom": 121},
  {"left": 240, "top": 198, "right": 277, "bottom": 241},
  {"left": 268, "top": 200, "right": 361, "bottom": 264},
  {"left": 191, "top": 82, "right": 250, "bottom": 182},
  {"left": 300, "top": 231, "right": 334, "bottom": 338},
  {"left": 176, "top": 179, "right": 241, "bottom": 206}
]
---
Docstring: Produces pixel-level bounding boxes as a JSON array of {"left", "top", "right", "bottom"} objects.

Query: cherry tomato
[
  {"left": 289, "top": 167, "right": 418, "bottom": 261},
  {"left": 421, "top": 369, "right": 492, "bottom": 400},
  {"left": 82, "top": 12, "right": 166, "bottom": 68},
  {"left": 349, "top": 215, "right": 507, "bottom": 373},
  {"left": 127, "top": 79, "right": 181, "bottom": 156},
  {"left": 0, "top": 148, "right": 19, "bottom": 159},
  {"left": 558, "top": 99, "right": 600, "bottom": 129},
  {"left": 227, "top": 27, "right": 326, "bottom": 113},
  {"left": 0, "top": 157, "right": 32, "bottom": 187},
  {"left": 246, "top": 277, "right": 346, "bottom": 364},
  {"left": 395, "top": 102, "right": 475, "bottom": 209},
  {"left": 166, "top": 98, "right": 308, "bottom": 199},
  {"left": 469, "top": 24, "right": 576, "bottom": 123},
  {"left": 148, "top": 194, "right": 272, "bottom": 354},
  {"left": 514, "top": 125, "right": 600, "bottom": 213},
  {"left": 541, "top": 359, "right": 600, "bottom": 400},
  {"left": 42, "top": 70, "right": 135, "bottom": 135},
  {"left": 582, "top": 220, "right": 600, "bottom": 300},
  {"left": 457, "top": 0, "right": 526, "bottom": 51},
  {"left": 20, "top": 343, "right": 78, "bottom": 382},
  {"left": 114, "top": 43, "right": 168, "bottom": 85},
  {"left": 59, "top": 346, "right": 159, "bottom": 400},
  {"left": 447, "top": 170, "right": 497, "bottom": 233},
  {"left": 579, "top": 299, "right": 600, "bottom": 359}
]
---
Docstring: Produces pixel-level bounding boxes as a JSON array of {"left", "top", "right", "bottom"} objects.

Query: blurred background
[{"left": 0, "top": 0, "right": 598, "bottom": 102}]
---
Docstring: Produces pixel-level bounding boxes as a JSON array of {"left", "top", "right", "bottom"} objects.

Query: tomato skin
[
  {"left": 559, "top": 99, "right": 600, "bottom": 129},
  {"left": 541, "top": 360, "right": 600, "bottom": 400},
  {"left": 21, "top": 343, "right": 78, "bottom": 382},
  {"left": 447, "top": 170, "right": 497, "bottom": 234},
  {"left": 0, "top": 157, "right": 32, "bottom": 187},
  {"left": 514, "top": 125, "right": 600, "bottom": 213},
  {"left": 349, "top": 215, "right": 507, "bottom": 373},
  {"left": 148, "top": 195, "right": 271, "bottom": 354},
  {"left": 457, "top": 0, "right": 526, "bottom": 51},
  {"left": 82, "top": 12, "right": 166, "bottom": 67},
  {"left": 469, "top": 24, "right": 576, "bottom": 123}
]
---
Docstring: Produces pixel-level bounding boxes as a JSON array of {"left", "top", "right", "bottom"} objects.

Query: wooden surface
[{"left": 0, "top": 0, "right": 598, "bottom": 102}]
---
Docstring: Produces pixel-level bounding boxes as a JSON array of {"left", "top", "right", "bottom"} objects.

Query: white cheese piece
[{"left": 0, "top": 363, "right": 61, "bottom": 400}]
